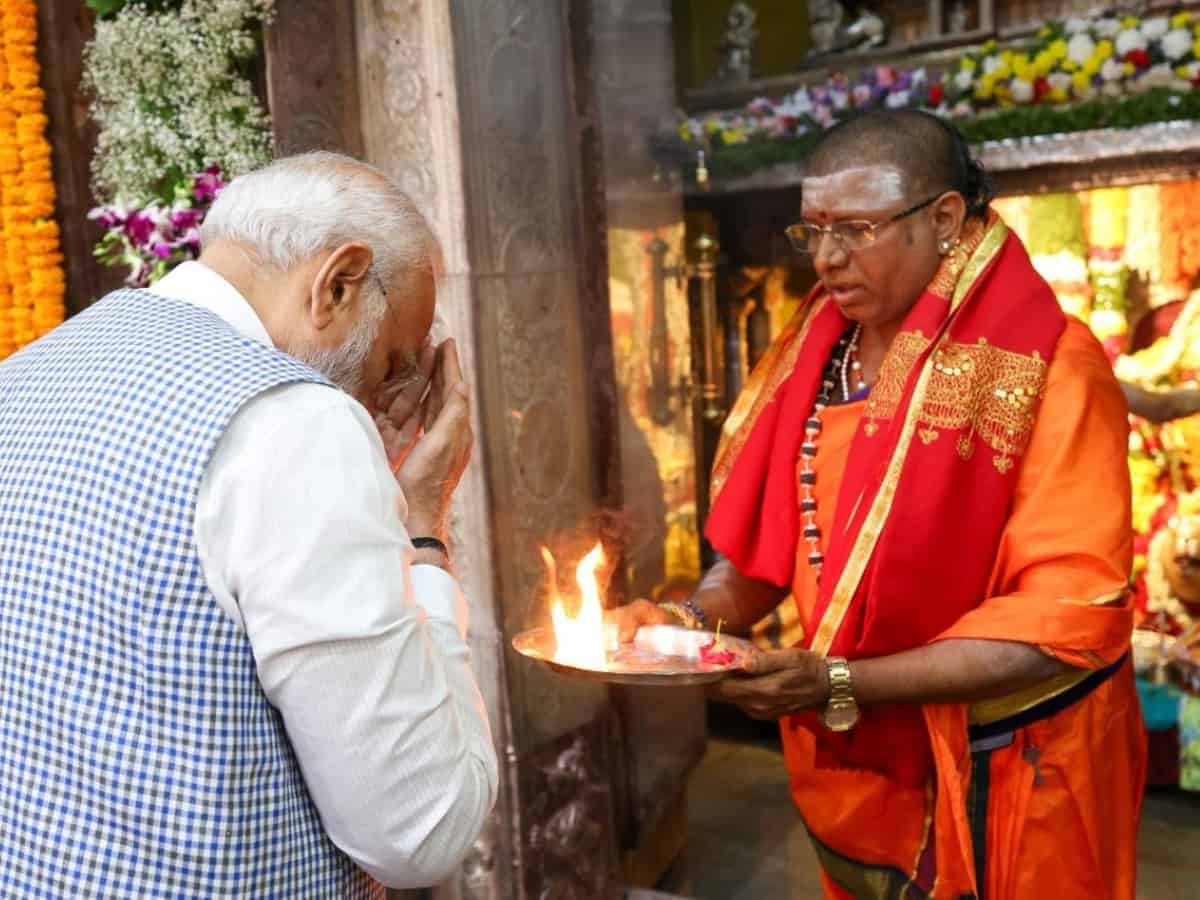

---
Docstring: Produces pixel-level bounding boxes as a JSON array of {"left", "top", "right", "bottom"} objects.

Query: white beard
[{"left": 289, "top": 298, "right": 382, "bottom": 397}]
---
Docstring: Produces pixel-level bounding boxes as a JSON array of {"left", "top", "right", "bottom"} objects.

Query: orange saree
[{"left": 706, "top": 215, "right": 1145, "bottom": 899}]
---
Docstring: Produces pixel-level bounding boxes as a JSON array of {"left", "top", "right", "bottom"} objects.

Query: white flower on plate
[
  {"left": 955, "top": 69, "right": 975, "bottom": 91},
  {"left": 1162, "top": 28, "right": 1193, "bottom": 61},
  {"left": 1067, "top": 32, "right": 1097, "bottom": 66},
  {"left": 1101, "top": 57, "right": 1128, "bottom": 82},
  {"left": 1141, "top": 17, "right": 1170, "bottom": 41},
  {"left": 1010, "top": 78, "right": 1034, "bottom": 103},
  {"left": 1095, "top": 18, "right": 1122, "bottom": 39},
  {"left": 1116, "top": 28, "right": 1149, "bottom": 57}
]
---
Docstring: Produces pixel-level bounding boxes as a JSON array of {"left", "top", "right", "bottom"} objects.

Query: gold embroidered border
[
  {"left": 952, "top": 219, "right": 1009, "bottom": 312},
  {"left": 862, "top": 330, "right": 930, "bottom": 436},
  {"left": 810, "top": 219, "right": 1013, "bottom": 656},
  {"left": 811, "top": 352, "right": 938, "bottom": 656},
  {"left": 711, "top": 296, "right": 827, "bottom": 502}
]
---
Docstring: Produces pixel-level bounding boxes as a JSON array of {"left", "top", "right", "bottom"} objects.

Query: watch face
[{"left": 822, "top": 702, "right": 859, "bottom": 732}]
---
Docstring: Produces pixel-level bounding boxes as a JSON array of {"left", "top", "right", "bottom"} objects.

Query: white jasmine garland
[
  {"left": 1115, "top": 28, "right": 1149, "bottom": 57},
  {"left": 1010, "top": 77, "right": 1034, "bottom": 103},
  {"left": 1067, "top": 32, "right": 1097, "bottom": 66},
  {"left": 1047, "top": 72, "right": 1074, "bottom": 95},
  {"left": 1101, "top": 57, "right": 1127, "bottom": 83},
  {"left": 1162, "top": 28, "right": 1193, "bottom": 62},
  {"left": 1141, "top": 17, "right": 1170, "bottom": 41},
  {"left": 83, "top": 0, "right": 275, "bottom": 205}
]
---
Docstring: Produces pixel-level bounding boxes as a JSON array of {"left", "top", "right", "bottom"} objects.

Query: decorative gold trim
[
  {"left": 862, "top": 330, "right": 930, "bottom": 433},
  {"left": 811, "top": 354, "right": 938, "bottom": 656},
  {"left": 952, "top": 219, "right": 1009, "bottom": 312}
]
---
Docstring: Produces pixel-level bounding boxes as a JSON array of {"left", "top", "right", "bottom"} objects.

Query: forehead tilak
[{"left": 801, "top": 166, "right": 908, "bottom": 217}]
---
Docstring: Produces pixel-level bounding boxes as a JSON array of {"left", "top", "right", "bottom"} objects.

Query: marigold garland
[{"left": 0, "top": 0, "right": 65, "bottom": 358}]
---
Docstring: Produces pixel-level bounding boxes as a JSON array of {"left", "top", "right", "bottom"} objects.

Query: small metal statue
[
  {"left": 808, "top": 1, "right": 888, "bottom": 58},
  {"left": 717, "top": 1, "right": 758, "bottom": 83}
]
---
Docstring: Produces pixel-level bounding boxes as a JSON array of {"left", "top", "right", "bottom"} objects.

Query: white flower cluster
[{"left": 83, "top": 0, "right": 275, "bottom": 205}]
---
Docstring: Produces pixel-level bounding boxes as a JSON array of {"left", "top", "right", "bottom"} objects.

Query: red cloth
[{"left": 707, "top": 223, "right": 1067, "bottom": 787}]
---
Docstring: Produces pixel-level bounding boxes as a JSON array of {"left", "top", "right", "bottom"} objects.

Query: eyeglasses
[{"left": 785, "top": 194, "right": 943, "bottom": 255}]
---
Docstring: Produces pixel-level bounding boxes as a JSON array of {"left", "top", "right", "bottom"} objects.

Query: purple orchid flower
[
  {"left": 124, "top": 211, "right": 156, "bottom": 247},
  {"left": 170, "top": 207, "right": 203, "bottom": 231},
  {"left": 193, "top": 165, "right": 225, "bottom": 204}
]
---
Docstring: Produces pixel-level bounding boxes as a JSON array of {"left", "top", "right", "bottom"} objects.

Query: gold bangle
[{"left": 658, "top": 601, "right": 701, "bottom": 630}]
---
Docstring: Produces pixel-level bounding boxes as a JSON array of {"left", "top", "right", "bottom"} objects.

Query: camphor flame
[{"left": 542, "top": 542, "right": 607, "bottom": 670}]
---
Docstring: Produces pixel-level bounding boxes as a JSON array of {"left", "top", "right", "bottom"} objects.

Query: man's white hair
[{"left": 200, "top": 151, "right": 438, "bottom": 287}]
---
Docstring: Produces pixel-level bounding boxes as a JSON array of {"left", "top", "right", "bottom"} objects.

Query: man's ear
[
  {"left": 308, "top": 242, "right": 374, "bottom": 331},
  {"left": 933, "top": 191, "right": 968, "bottom": 247}
]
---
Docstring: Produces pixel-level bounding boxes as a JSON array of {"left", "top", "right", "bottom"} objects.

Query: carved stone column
[
  {"left": 354, "top": 2, "right": 625, "bottom": 898},
  {"left": 589, "top": 0, "right": 706, "bottom": 886}
]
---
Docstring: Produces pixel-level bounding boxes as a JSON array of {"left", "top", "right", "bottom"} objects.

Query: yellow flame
[{"left": 543, "top": 542, "right": 607, "bottom": 669}]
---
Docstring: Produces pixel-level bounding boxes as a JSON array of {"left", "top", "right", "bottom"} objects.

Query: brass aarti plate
[{"left": 511, "top": 623, "right": 751, "bottom": 687}]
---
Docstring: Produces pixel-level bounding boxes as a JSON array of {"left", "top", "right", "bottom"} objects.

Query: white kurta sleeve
[{"left": 194, "top": 383, "right": 498, "bottom": 889}]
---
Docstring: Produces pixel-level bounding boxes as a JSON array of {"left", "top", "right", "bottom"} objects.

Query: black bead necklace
[{"left": 799, "top": 323, "right": 863, "bottom": 575}]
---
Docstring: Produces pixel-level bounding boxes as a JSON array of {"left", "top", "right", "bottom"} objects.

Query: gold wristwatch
[{"left": 821, "top": 656, "right": 859, "bottom": 732}]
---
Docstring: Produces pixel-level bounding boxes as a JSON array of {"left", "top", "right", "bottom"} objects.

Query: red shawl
[{"left": 705, "top": 216, "right": 1067, "bottom": 786}]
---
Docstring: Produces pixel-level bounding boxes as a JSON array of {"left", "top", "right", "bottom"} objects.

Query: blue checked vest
[{"left": 0, "top": 290, "right": 382, "bottom": 899}]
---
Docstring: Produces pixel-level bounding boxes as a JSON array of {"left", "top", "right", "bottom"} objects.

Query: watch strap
[{"left": 412, "top": 536, "right": 449, "bottom": 556}]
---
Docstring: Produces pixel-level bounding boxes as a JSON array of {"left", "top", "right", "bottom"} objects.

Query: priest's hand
[
  {"left": 374, "top": 337, "right": 436, "bottom": 472},
  {"left": 708, "top": 647, "right": 830, "bottom": 720},
  {"left": 395, "top": 339, "right": 473, "bottom": 544},
  {"left": 604, "top": 599, "right": 677, "bottom": 643}
]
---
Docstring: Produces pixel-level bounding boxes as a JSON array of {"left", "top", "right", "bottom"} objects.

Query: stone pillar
[
  {"left": 354, "top": 2, "right": 626, "bottom": 898},
  {"left": 589, "top": 0, "right": 706, "bottom": 886}
]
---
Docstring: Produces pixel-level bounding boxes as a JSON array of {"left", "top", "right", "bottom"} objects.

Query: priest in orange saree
[{"left": 611, "top": 112, "right": 1144, "bottom": 899}]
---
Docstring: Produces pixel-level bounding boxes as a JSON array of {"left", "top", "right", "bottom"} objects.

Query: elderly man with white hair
[{"left": 0, "top": 153, "right": 499, "bottom": 897}]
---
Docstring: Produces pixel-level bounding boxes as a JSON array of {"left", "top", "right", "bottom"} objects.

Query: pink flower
[
  {"left": 169, "top": 207, "right": 203, "bottom": 231},
  {"left": 193, "top": 165, "right": 225, "bottom": 204},
  {"left": 124, "top": 211, "right": 155, "bottom": 246},
  {"left": 874, "top": 66, "right": 897, "bottom": 88}
]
